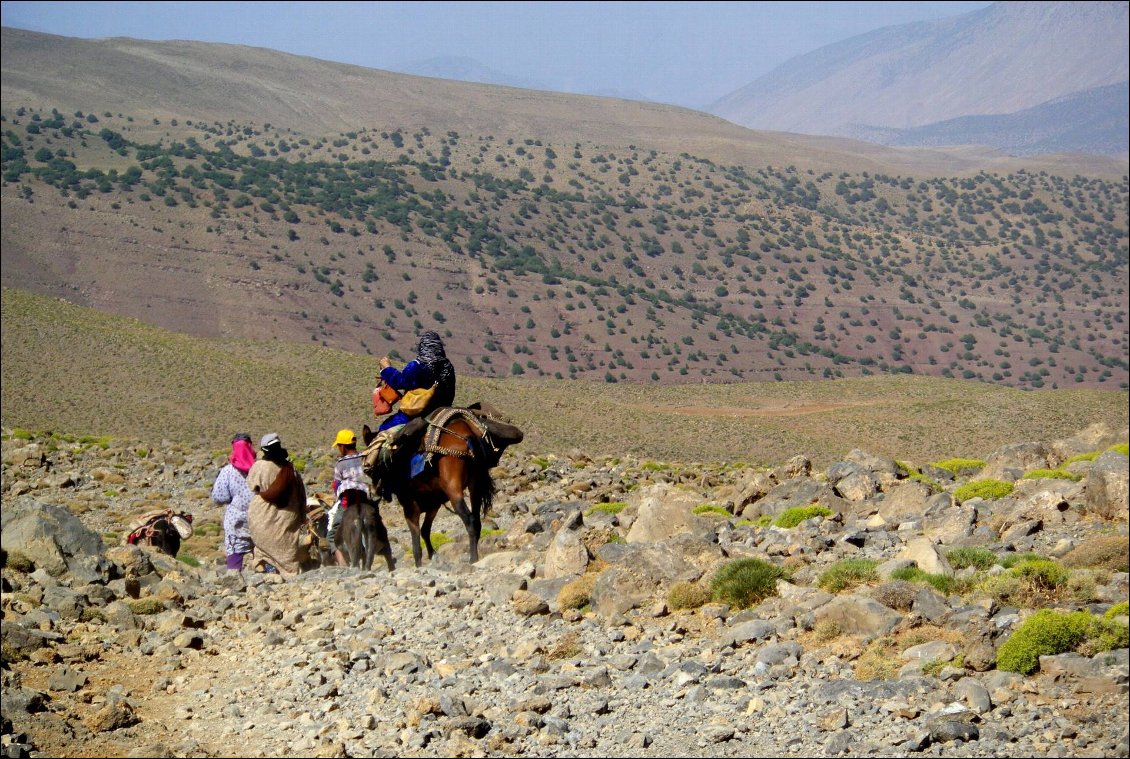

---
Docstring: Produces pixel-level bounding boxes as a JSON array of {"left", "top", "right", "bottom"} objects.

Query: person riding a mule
[
  {"left": 369, "top": 330, "right": 456, "bottom": 498},
  {"left": 326, "top": 428, "right": 373, "bottom": 565}
]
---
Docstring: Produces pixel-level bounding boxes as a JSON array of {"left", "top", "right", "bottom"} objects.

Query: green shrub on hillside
[
  {"left": 896, "top": 461, "right": 944, "bottom": 492},
  {"left": 974, "top": 555, "right": 1075, "bottom": 607},
  {"left": 889, "top": 566, "right": 959, "bottom": 595},
  {"left": 953, "top": 479, "right": 1014, "bottom": 502},
  {"left": 709, "top": 558, "right": 784, "bottom": 609},
  {"left": 773, "top": 505, "right": 834, "bottom": 528},
  {"left": 1063, "top": 451, "right": 1100, "bottom": 465},
  {"left": 999, "top": 551, "right": 1046, "bottom": 569},
  {"left": 996, "top": 610, "right": 1128, "bottom": 675},
  {"left": 1021, "top": 468, "right": 1081, "bottom": 482},
  {"left": 1108, "top": 443, "right": 1129, "bottom": 456},
  {"left": 945, "top": 546, "right": 997, "bottom": 571},
  {"left": 1105, "top": 601, "right": 1129, "bottom": 619},
  {"left": 586, "top": 502, "right": 627, "bottom": 516},
  {"left": 1010, "top": 558, "right": 1070, "bottom": 591},
  {"left": 692, "top": 504, "right": 731, "bottom": 518},
  {"left": 818, "top": 558, "right": 879, "bottom": 593},
  {"left": 931, "top": 458, "right": 985, "bottom": 476}
]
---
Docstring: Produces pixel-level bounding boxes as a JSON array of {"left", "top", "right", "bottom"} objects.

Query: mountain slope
[
  {"left": 852, "top": 82, "right": 1130, "bottom": 157},
  {"left": 391, "top": 55, "right": 547, "bottom": 91},
  {"left": 710, "top": 1, "right": 1129, "bottom": 154},
  {"left": 2, "top": 25, "right": 1123, "bottom": 179}
]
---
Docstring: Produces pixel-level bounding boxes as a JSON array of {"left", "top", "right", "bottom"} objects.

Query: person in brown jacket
[{"left": 246, "top": 433, "right": 315, "bottom": 576}]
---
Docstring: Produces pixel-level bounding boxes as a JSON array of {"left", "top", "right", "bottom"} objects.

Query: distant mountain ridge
[
  {"left": 848, "top": 82, "right": 1130, "bottom": 157},
  {"left": 393, "top": 54, "right": 547, "bottom": 91},
  {"left": 710, "top": 1, "right": 1129, "bottom": 156}
]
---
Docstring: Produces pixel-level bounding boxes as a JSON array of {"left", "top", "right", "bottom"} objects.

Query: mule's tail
[{"left": 470, "top": 434, "right": 496, "bottom": 517}]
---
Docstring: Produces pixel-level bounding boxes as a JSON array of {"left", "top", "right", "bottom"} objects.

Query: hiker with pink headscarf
[{"left": 212, "top": 433, "right": 256, "bottom": 570}]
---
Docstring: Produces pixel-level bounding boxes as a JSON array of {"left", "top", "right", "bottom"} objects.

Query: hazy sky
[{"left": 1, "top": 1, "right": 994, "bottom": 109}]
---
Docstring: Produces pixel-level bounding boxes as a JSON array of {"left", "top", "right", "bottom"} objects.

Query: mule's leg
[
  {"left": 402, "top": 501, "right": 425, "bottom": 568},
  {"left": 372, "top": 505, "right": 396, "bottom": 572},
  {"left": 420, "top": 508, "right": 438, "bottom": 560},
  {"left": 361, "top": 505, "right": 377, "bottom": 571},
  {"left": 445, "top": 496, "right": 480, "bottom": 563},
  {"left": 443, "top": 462, "right": 479, "bottom": 563}
]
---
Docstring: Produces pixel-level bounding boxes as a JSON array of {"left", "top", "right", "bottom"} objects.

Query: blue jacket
[{"left": 377, "top": 360, "right": 434, "bottom": 431}]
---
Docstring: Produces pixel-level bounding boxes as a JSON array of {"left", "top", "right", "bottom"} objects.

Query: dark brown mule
[{"left": 364, "top": 405, "right": 523, "bottom": 568}]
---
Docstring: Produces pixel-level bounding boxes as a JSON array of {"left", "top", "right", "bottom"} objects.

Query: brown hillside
[
  {"left": 1, "top": 27, "right": 1127, "bottom": 393},
  {"left": 4, "top": 287, "right": 1127, "bottom": 466}
]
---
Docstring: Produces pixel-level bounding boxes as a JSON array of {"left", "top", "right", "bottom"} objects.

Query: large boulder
[
  {"left": 1, "top": 501, "right": 105, "bottom": 577},
  {"left": 543, "top": 523, "right": 590, "bottom": 579},
  {"left": 812, "top": 595, "right": 903, "bottom": 637},
  {"left": 1085, "top": 451, "right": 1129, "bottom": 521},
  {"left": 898, "top": 537, "right": 955, "bottom": 577},
  {"left": 878, "top": 480, "right": 934, "bottom": 524},
  {"left": 626, "top": 485, "right": 712, "bottom": 544},
  {"left": 713, "top": 471, "right": 776, "bottom": 513},
  {"left": 589, "top": 542, "right": 696, "bottom": 617},
  {"left": 741, "top": 478, "right": 831, "bottom": 520},
  {"left": 980, "top": 442, "right": 1052, "bottom": 481},
  {"left": 835, "top": 470, "right": 880, "bottom": 503},
  {"left": 844, "top": 449, "right": 902, "bottom": 489},
  {"left": 1049, "top": 423, "right": 1127, "bottom": 465},
  {"left": 922, "top": 493, "right": 976, "bottom": 544}
]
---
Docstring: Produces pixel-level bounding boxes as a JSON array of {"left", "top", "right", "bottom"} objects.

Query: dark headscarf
[
  {"left": 417, "top": 331, "right": 454, "bottom": 387},
  {"left": 416, "top": 330, "right": 456, "bottom": 407}
]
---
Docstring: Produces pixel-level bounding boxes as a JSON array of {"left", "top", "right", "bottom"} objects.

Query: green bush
[
  {"left": 1000, "top": 551, "right": 1046, "bottom": 569},
  {"left": 1085, "top": 617, "right": 1129, "bottom": 656},
  {"left": 996, "top": 610, "right": 1123, "bottom": 675},
  {"left": 1107, "top": 443, "right": 1129, "bottom": 456},
  {"left": 692, "top": 504, "right": 731, "bottom": 517},
  {"left": 945, "top": 546, "right": 997, "bottom": 571},
  {"left": 407, "top": 531, "right": 451, "bottom": 555},
  {"left": 931, "top": 458, "right": 985, "bottom": 476},
  {"left": 889, "top": 566, "right": 959, "bottom": 595},
  {"left": 1010, "top": 558, "right": 1069, "bottom": 591},
  {"left": 818, "top": 558, "right": 879, "bottom": 593},
  {"left": 897, "top": 461, "right": 944, "bottom": 492},
  {"left": 1063, "top": 451, "right": 1100, "bottom": 465},
  {"left": 667, "top": 581, "right": 711, "bottom": 610},
  {"left": 709, "top": 558, "right": 784, "bottom": 609},
  {"left": 176, "top": 553, "right": 201, "bottom": 568},
  {"left": 1105, "top": 601, "right": 1129, "bottom": 619},
  {"left": 586, "top": 502, "right": 627, "bottom": 516},
  {"left": 1021, "top": 468, "right": 1081, "bottom": 482},
  {"left": 953, "top": 479, "right": 1014, "bottom": 503},
  {"left": 773, "top": 505, "right": 834, "bottom": 528}
]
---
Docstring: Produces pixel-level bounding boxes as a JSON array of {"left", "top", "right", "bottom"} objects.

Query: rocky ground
[{"left": 1, "top": 423, "right": 1128, "bottom": 758}]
